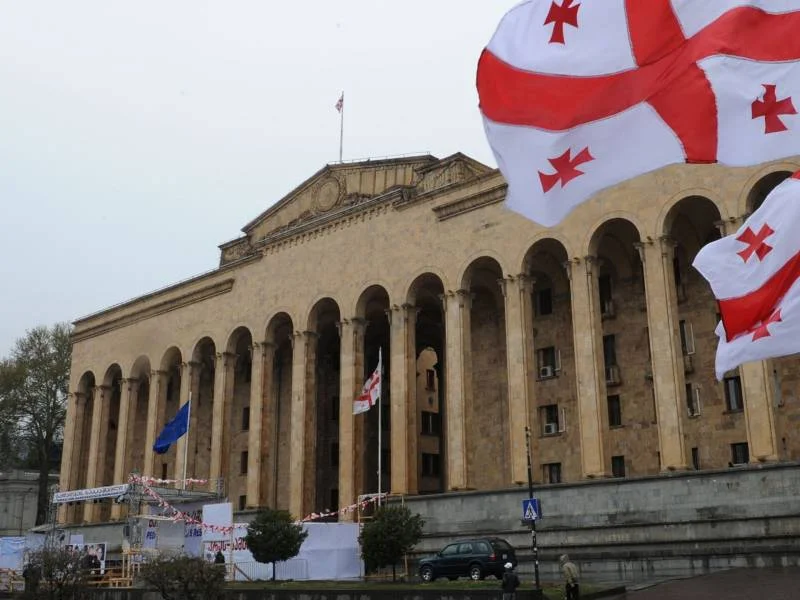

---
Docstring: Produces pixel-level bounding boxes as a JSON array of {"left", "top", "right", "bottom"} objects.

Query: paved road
[{"left": 617, "top": 567, "right": 800, "bottom": 600}]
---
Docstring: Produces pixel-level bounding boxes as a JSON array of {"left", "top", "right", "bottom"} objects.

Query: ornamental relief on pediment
[{"left": 313, "top": 176, "right": 344, "bottom": 213}]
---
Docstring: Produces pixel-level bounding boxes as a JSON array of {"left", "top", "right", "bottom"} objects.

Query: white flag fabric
[
  {"left": 693, "top": 172, "right": 800, "bottom": 379},
  {"left": 477, "top": 0, "right": 800, "bottom": 227},
  {"left": 354, "top": 349, "right": 381, "bottom": 415}
]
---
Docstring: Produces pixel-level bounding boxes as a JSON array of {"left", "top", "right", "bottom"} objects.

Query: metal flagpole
[
  {"left": 182, "top": 392, "right": 191, "bottom": 490},
  {"left": 339, "top": 91, "right": 344, "bottom": 163},
  {"left": 377, "top": 347, "right": 382, "bottom": 507}
]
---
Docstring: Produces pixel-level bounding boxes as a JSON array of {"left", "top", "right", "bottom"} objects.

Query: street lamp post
[{"left": 525, "top": 426, "right": 541, "bottom": 593}]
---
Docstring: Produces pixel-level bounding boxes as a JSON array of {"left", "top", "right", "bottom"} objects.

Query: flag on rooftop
[
  {"left": 693, "top": 172, "right": 800, "bottom": 379},
  {"left": 477, "top": 0, "right": 800, "bottom": 227},
  {"left": 335, "top": 92, "right": 344, "bottom": 114}
]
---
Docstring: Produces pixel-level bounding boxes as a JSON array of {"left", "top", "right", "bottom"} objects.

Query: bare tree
[{"left": 0, "top": 323, "right": 71, "bottom": 524}]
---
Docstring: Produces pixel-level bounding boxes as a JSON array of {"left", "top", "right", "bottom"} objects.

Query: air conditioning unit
[
  {"left": 605, "top": 365, "right": 621, "bottom": 386},
  {"left": 539, "top": 365, "right": 555, "bottom": 379},
  {"left": 683, "top": 354, "right": 694, "bottom": 374},
  {"left": 601, "top": 299, "right": 616, "bottom": 319},
  {"left": 544, "top": 423, "right": 558, "bottom": 435}
]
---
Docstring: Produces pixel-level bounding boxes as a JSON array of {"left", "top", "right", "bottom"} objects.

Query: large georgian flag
[
  {"left": 693, "top": 172, "right": 800, "bottom": 379},
  {"left": 354, "top": 348, "right": 382, "bottom": 415},
  {"left": 478, "top": 0, "right": 800, "bottom": 227}
]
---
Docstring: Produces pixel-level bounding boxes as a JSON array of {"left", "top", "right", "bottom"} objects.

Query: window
[
  {"left": 161, "top": 463, "right": 168, "bottom": 480},
  {"left": 421, "top": 411, "right": 441, "bottom": 435},
  {"left": 540, "top": 404, "right": 564, "bottom": 435},
  {"left": 543, "top": 462, "right": 562, "bottom": 484},
  {"left": 422, "top": 453, "right": 441, "bottom": 477},
  {"left": 673, "top": 255, "right": 682, "bottom": 286},
  {"left": 691, "top": 447, "right": 700, "bottom": 470},
  {"left": 599, "top": 275, "right": 613, "bottom": 310},
  {"left": 535, "top": 288, "right": 553, "bottom": 316},
  {"left": 686, "top": 383, "right": 701, "bottom": 417},
  {"left": 724, "top": 376, "right": 744, "bottom": 411},
  {"left": 603, "top": 335, "right": 617, "bottom": 368},
  {"left": 607, "top": 395, "right": 622, "bottom": 428},
  {"left": 731, "top": 442, "right": 749, "bottom": 465},
  {"left": 330, "top": 488, "right": 339, "bottom": 510},
  {"left": 425, "top": 369, "right": 436, "bottom": 390},
  {"left": 331, "top": 443, "right": 339, "bottom": 467},
  {"left": 679, "top": 320, "right": 695, "bottom": 355},
  {"left": 611, "top": 455, "right": 626, "bottom": 478},
  {"left": 240, "top": 451, "right": 248, "bottom": 475},
  {"left": 331, "top": 396, "right": 340, "bottom": 421},
  {"left": 537, "top": 346, "right": 560, "bottom": 377},
  {"left": 441, "top": 544, "right": 459, "bottom": 556},
  {"left": 458, "top": 543, "right": 474, "bottom": 555},
  {"left": 242, "top": 406, "right": 250, "bottom": 431},
  {"left": 238, "top": 495, "right": 247, "bottom": 511}
]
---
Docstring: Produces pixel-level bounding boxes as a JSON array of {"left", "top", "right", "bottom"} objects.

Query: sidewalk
[{"left": 621, "top": 567, "right": 800, "bottom": 599}]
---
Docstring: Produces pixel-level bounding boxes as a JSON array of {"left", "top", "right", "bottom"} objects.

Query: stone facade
[{"left": 59, "top": 152, "right": 800, "bottom": 528}]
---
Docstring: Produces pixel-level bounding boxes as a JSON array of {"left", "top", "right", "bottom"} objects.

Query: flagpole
[
  {"left": 377, "top": 347, "right": 382, "bottom": 507},
  {"left": 338, "top": 91, "right": 344, "bottom": 163},
  {"left": 182, "top": 392, "right": 191, "bottom": 491}
]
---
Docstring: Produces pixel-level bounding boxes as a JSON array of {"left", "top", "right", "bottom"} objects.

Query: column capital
[
  {"left": 290, "top": 330, "right": 318, "bottom": 349},
  {"left": 583, "top": 255, "right": 599, "bottom": 276},
  {"left": 658, "top": 235, "right": 678, "bottom": 258},
  {"left": 440, "top": 288, "right": 473, "bottom": 311},
  {"left": 150, "top": 369, "right": 167, "bottom": 378},
  {"left": 92, "top": 385, "right": 111, "bottom": 398},
  {"left": 119, "top": 378, "right": 140, "bottom": 392},
  {"left": 633, "top": 238, "right": 654, "bottom": 263},
  {"left": 253, "top": 340, "right": 275, "bottom": 352}
]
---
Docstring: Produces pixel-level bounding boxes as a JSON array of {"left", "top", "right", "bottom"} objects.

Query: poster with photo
[{"left": 64, "top": 542, "right": 107, "bottom": 574}]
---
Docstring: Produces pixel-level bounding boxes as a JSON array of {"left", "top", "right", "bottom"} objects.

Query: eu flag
[{"left": 153, "top": 401, "right": 190, "bottom": 454}]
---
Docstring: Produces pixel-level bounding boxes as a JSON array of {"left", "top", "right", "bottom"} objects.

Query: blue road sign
[{"left": 522, "top": 498, "right": 541, "bottom": 521}]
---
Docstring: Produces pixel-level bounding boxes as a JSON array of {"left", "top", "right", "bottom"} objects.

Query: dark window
[
  {"left": 537, "top": 346, "right": 558, "bottom": 375},
  {"left": 535, "top": 288, "right": 553, "bottom": 316},
  {"left": 331, "top": 443, "right": 339, "bottom": 467},
  {"left": 238, "top": 495, "right": 246, "bottom": 511},
  {"left": 599, "top": 275, "right": 613, "bottom": 308},
  {"left": 541, "top": 404, "right": 560, "bottom": 435},
  {"left": 603, "top": 335, "right": 617, "bottom": 368},
  {"left": 607, "top": 395, "right": 622, "bottom": 427},
  {"left": 425, "top": 369, "right": 436, "bottom": 390},
  {"left": 691, "top": 447, "right": 700, "bottom": 470},
  {"left": 441, "top": 544, "right": 458, "bottom": 556},
  {"left": 421, "top": 411, "right": 441, "bottom": 435},
  {"left": 331, "top": 396, "right": 340, "bottom": 421},
  {"left": 673, "top": 255, "right": 682, "bottom": 286},
  {"left": 330, "top": 488, "right": 339, "bottom": 510},
  {"left": 724, "top": 376, "right": 744, "bottom": 411},
  {"left": 242, "top": 406, "right": 250, "bottom": 431},
  {"left": 422, "top": 453, "right": 441, "bottom": 477},
  {"left": 543, "top": 462, "right": 562, "bottom": 484},
  {"left": 611, "top": 455, "right": 626, "bottom": 478},
  {"left": 161, "top": 463, "right": 168, "bottom": 480},
  {"left": 731, "top": 442, "right": 749, "bottom": 465},
  {"left": 240, "top": 451, "right": 248, "bottom": 475}
]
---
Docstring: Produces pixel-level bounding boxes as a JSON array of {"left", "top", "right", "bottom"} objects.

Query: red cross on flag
[
  {"left": 478, "top": 0, "right": 800, "bottom": 227},
  {"left": 354, "top": 349, "right": 382, "bottom": 415},
  {"left": 693, "top": 172, "right": 800, "bottom": 379}
]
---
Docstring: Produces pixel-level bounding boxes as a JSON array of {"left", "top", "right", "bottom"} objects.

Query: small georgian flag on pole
[
  {"left": 354, "top": 348, "right": 381, "bottom": 415},
  {"left": 335, "top": 92, "right": 344, "bottom": 113}
]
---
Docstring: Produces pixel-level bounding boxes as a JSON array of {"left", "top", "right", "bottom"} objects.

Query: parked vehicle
[{"left": 418, "top": 538, "right": 518, "bottom": 581}]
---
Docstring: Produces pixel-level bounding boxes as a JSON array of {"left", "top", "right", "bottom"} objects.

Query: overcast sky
[{"left": 0, "top": 1, "right": 509, "bottom": 356}]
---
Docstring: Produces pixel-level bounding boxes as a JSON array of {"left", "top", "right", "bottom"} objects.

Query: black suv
[{"left": 418, "top": 537, "right": 517, "bottom": 581}]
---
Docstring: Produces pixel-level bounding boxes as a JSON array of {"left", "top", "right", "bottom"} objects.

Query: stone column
[
  {"left": 209, "top": 353, "right": 234, "bottom": 493},
  {"left": 83, "top": 385, "right": 108, "bottom": 522},
  {"left": 144, "top": 370, "right": 166, "bottom": 478},
  {"left": 261, "top": 342, "right": 279, "bottom": 509},
  {"left": 442, "top": 289, "right": 472, "bottom": 490},
  {"left": 246, "top": 342, "right": 269, "bottom": 508},
  {"left": 636, "top": 237, "right": 688, "bottom": 471},
  {"left": 111, "top": 378, "right": 139, "bottom": 519},
  {"left": 741, "top": 361, "right": 780, "bottom": 462},
  {"left": 500, "top": 274, "right": 534, "bottom": 485},
  {"left": 388, "top": 304, "right": 417, "bottom": 495},
  {"left": 174, "top": 362, "right": 198, "bottom": 488},
  {"left": 58, "top": 392, "right": 80, "bottom": 523},
  {"left": 289, "top": 331, "right": 314, "bottom": 519},
  {"left": 338, "top": 318, "right": 366, "bottom": 520},
  {"left": 565, "top": 257, "right": 607, "bottom": 478}
]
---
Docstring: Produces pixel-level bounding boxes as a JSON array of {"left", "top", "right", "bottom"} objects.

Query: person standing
[
  {"left": 500, "top": 562, "right": 520, "bottom": 600},
  {"left": 559, "top": 554, "right": 580, "bottom": 600}
]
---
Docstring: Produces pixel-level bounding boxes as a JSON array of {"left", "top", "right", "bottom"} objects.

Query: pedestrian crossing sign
[{"left": 522, "top": 498, "right": 541, "bottom": 521}]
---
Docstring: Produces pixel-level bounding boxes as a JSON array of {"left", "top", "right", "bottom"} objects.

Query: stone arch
[
  {"left": 71, "top": 371, "right": 96, "bottom": 506},
  {"left": 152, "top": 346, "right": 184, "bottom": 481},
  {"left": 585, "top": 212, "right": 646, "bottom": 258},
  {"left": 656, "top": 188, "right": 727, "bottom": 236},
  {"left": 96, "top": 364, "right": 122, "bottom": 520},
  {"left": 461, "top": 256, "right": 509, "bottom": 490},
  {"left": 224, "top": 326, "right": 254, "bottom": 509},
  {"left": 406, "top": 272, "right": 446, "bottom": 493},
  {"left": 745, "top": 170, "right": 794, "bottom": 214},
  {"left": 103, "top": 363, "right": 122, "bottom": 387},
  {"left": 516, "top": 231, "right": 575, "bottom": 274},
  {"left": 305, "top": 295, "right": 342, "bottom": 332},
  {"left": 404, "top": 268, "right": 450, "bottom": 304},
  {"left": 187, "top": 337, "right": 216, "bottom": 484},
  {"left": 127, "top": 356, "right": 152, "bottom": 479},
  {"left": 457, "top": 250, "right": 508, "bottom": 291},
  {"left": 263, "top": 311, "right": 295, "bottom": 510},
  {"left": 355, "top": 285, "right": 391, "bottom": 319}
]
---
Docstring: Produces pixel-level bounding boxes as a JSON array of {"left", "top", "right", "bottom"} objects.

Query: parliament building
[{"left": 59, "top": 153, "right": 800, "bottom": 526}]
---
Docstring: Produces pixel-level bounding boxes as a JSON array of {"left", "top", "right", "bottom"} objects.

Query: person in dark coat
[
  {"left": 214, "top": 550, "right": 225, "bottom": 564},
  {"left": 500, "top": 562, "right": 520, "bottom": 600}
]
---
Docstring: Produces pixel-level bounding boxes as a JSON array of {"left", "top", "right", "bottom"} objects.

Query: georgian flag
[
  {"left": 354, "top": 348, "right": 382, "bottom": 415},
  {"left": 693, "top": 172, "right": 800, "bottom": 379},
  {"left": 477, "top": 0, "right": 800, "bottom": 227}
]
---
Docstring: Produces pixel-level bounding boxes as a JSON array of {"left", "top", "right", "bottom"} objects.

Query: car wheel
[
  {"left": 420, "top": 565, "right": 435, "bottom": 582},
  {"left": 469, "top": 564, "right": 483, "bottom": 581}
]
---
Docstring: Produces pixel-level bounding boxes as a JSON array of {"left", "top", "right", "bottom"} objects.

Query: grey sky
[{"left": 0, "top": 1, "right": 508, "bottom": 356}]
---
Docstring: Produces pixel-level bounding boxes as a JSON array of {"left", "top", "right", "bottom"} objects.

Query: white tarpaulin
[
  {"left": 201, "top": 503, "right": 232, "bottom": 543},
  {"left": 0, "top": 538, "right": 25, "bottom": 570}
]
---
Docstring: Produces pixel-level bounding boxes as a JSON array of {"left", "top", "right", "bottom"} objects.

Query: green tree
[
  {"left": 0, "top": 323, "right": 71, "bottom": 524},
  {"left": 138, "top": 554, "right": 225, "bottom": 600},
  {"left": 25, "top": 546, "right": 89, "bottom": 600},
  {"left": 245, "top": 508, "right": 308, "bottom": 580},
  {"left": 359, "top": 505, "right": 424, "bottom": 581}
]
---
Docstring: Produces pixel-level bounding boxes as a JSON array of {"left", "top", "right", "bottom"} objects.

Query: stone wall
[{"left": 403, "top": 463, "right": 800, "bottom": 583}]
